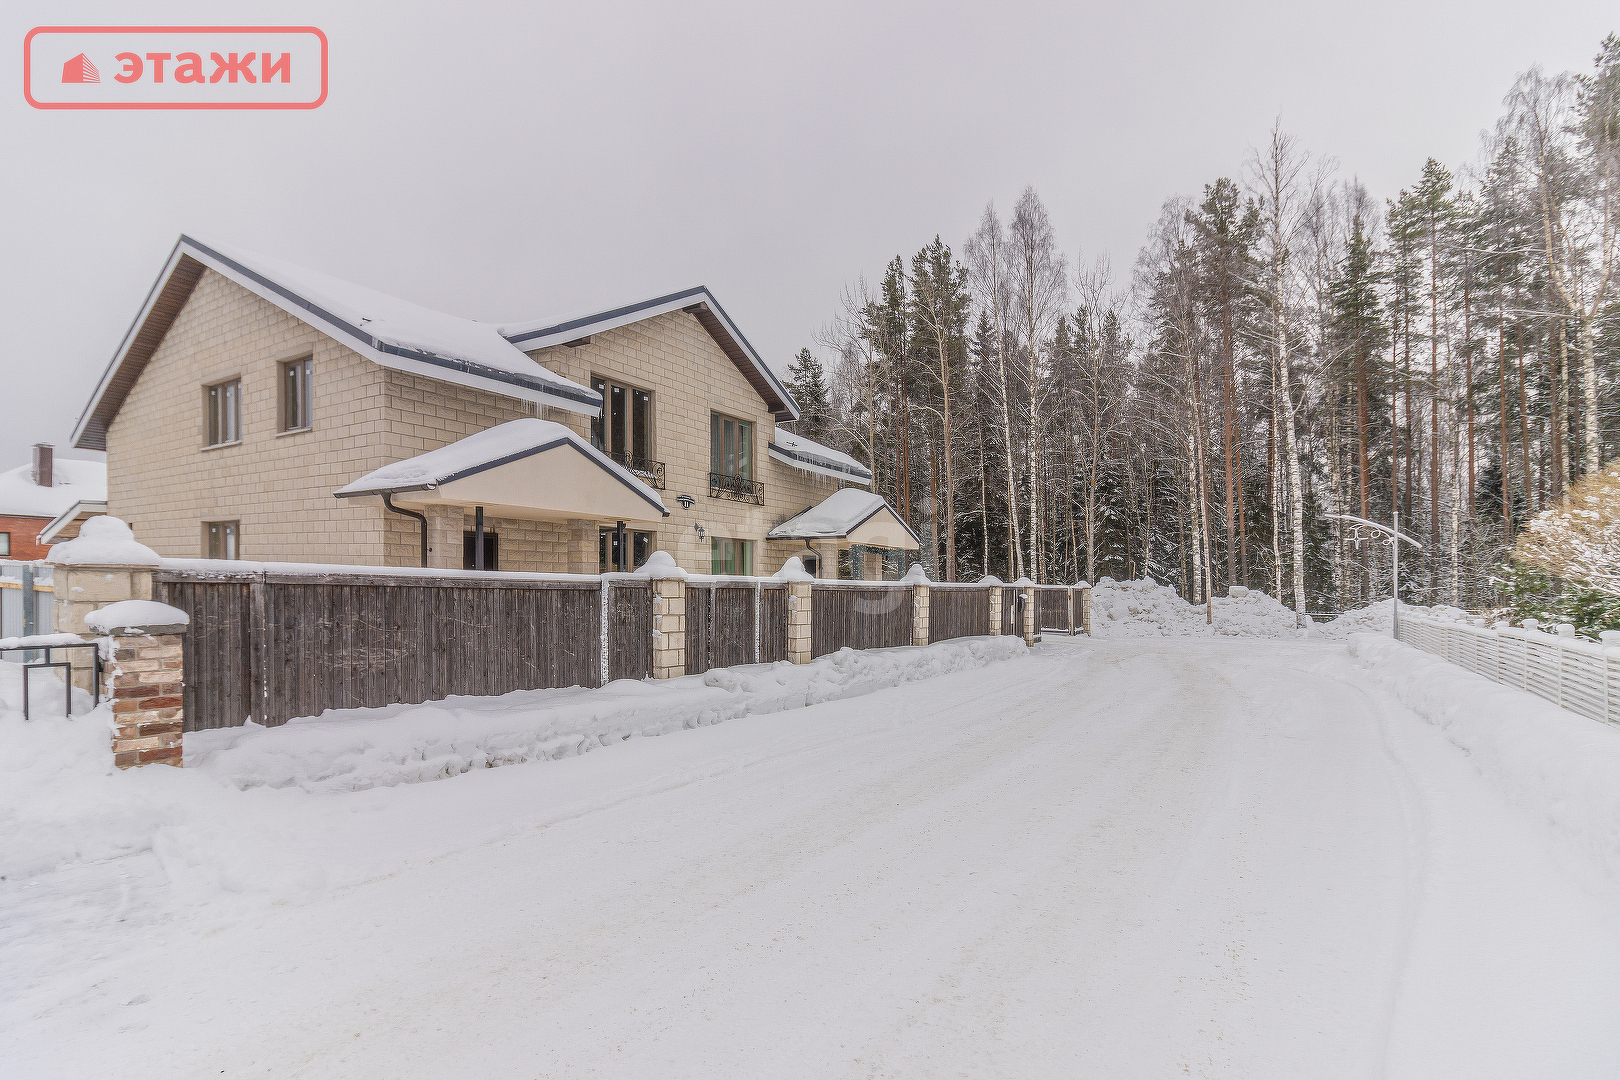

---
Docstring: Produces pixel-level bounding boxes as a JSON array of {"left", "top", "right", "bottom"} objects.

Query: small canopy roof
[
  {"left": 335, "top": 419, "right": 668, "bottom": 522},
  {"left": 767, "top": 489, "right": 919, "bottom": 549},
  {"left": 767, "top": 431, "right": 872, "bottom": 486}
]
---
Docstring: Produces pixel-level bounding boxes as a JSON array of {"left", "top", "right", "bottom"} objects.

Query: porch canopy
[
  {"left": 767, "top": 488, "right": 919, "bottom": 550},
  {"left": 334, "top": 418, "right": 668, "bottom": 523}
]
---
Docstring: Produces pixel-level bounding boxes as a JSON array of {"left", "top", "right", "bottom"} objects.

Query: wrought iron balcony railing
[
  {"left": 614, "top": 453, "right": 665, "bottom": 490},
  {"left": 709, "top": 471, "right": 764, "bottom": 505}
]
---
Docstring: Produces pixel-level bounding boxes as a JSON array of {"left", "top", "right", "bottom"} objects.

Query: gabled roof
[
  {"left": 768, "top": 489, "right": 921, "bottom": 548},
  {"left": 73, "top": 237, "right": 602, "bottom": 450},
  {"left": 768, "top": 430, "right": 871, "bottom": 486},
  {"left": 501, "top": 286, "right": 800, "bottom": 422},
  {"left": 334, "top": 418, "right": 668, "bottom": 518}
]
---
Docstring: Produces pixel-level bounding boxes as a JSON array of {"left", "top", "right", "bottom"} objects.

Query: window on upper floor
[
  {"left": 206, "top": 379, "right": 241, "bottom": 446},
  {"left": 590, "top": 376, "right": 653, "bottom": 467},
  {"left": 281, "top": 357, "right": 313, "bottom": 432},
  {"left": 206, "top": 521, "right": 239, "bottom": 560},
  {"left": 710, "top": 412, "right": 752, "bottom": 480}
]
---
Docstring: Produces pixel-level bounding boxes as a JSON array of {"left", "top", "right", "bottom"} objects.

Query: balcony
[
  {"left": 614, "top": 453, "right": 665, "bottom": 490},
  {"left": 709, "top": 471, "right": 764, "bottom": 505}
]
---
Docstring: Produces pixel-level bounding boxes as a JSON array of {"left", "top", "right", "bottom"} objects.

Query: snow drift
[
  {"left": 0, "top": 636, "right": 1024, "bottom": 882},
  {"left": 1087, "top": 577, "right": 1303, "bottom": 638}
]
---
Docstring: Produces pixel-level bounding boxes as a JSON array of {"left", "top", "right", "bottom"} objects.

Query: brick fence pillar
[
  {"left": 1078, "top": 586, "right": 1092, "bottom": 635},
  {"left": 912, "top": 583, "right": 930, "bottom": 647},
  {"left": 644, "top": 551, "right": 687, "bottom": 679},
  {"left": 107, "top": 625, "right": 187, "bottom": 768},
  {"left": 651, "top": 578, "right": 686, "bottom": 678},
  {"left": 787, "top": 580, "right": 813, "bottom": 663},
  {"left": 987, "top": 585, "right": 1002, "bottom": 636}
]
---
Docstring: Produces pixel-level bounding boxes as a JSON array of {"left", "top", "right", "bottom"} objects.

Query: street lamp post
[{"left": 1323, "top": 511, "right": 1424, "bottom": 639}]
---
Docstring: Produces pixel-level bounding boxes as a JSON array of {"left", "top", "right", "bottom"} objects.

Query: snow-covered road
[{"left": 5, "top": 638, "right": 1618, "bottom": 1078}]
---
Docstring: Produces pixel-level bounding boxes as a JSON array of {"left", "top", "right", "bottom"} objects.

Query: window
[
  {"left": 0, "top": 532, "right": 9, "bottom": 556},
  {"left": 206, "top": 521, "right": 239, "bottom": 560},
  {"left": 710, "top": 538, "right": 752, "bottom": 576},
  {"left": 281, "top": 357, "right": 312, "bottom": 431},
  {"left": 463, "top": 531, "right": 499, "bottom": 571},
  {"left": 206, "top": 379, "right": 241, "bottom": 445},
  {"left": 710, "top": 413, "right": 752, "bottom": 479},
  {"left": 600, "top": 528, "right": 653, "bottom": 572},
  {"left": 590, "top": 376, "right": 653, "bottom": 467}
]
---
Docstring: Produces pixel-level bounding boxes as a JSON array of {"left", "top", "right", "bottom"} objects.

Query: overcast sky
[{"left": 1, "top": 1, "right": 1613, "bottom": 470}]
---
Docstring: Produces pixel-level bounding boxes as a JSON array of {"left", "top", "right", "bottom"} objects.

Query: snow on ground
[
  {"left": 1088, "top": 576, "right": 1304, "bottom": 637},
  {"left": 4, "top": 633, "right": 1619, "bottom": 1078},
  {"left": 1312, "top": 597, "right": 1471, "bottom": 639},
  {"left": 1, "top": 636, "right": 1022, "bottom": 883}
]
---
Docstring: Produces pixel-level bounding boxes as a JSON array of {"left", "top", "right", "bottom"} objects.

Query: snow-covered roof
[
  {"left": 333, "top": 418, "right": 668, "bottom": 517},
  {"left": 500, "top": 286, "right": 800, "bottom": 422},
  {"left": 767, "top": 488, "right": 921, "bottom": 546},
  {"left": 767, "top": 431, "right": 871, "bottom": 486},
  {"left": 0, "top": 458, "right": 106, "bottom": 519},
  {"left": 74, "top": 237, "right": 602, "bottom": 449}
]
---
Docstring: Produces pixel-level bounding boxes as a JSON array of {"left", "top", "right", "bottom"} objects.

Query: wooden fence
[
  {"left": 147, "top": 564, "right": 1091, "bottom": 731},
  {"left": 156, "top": 569, "right": 611, "bottom": 729},
  {"left": 812, "top": 583, "right": 914, "bottom": 657},
  {"left": 685, "top": 582, "right": 790, "bottom": 674},
  {"left": 930, "top": 585, "right": 990, "bottom": 644}
]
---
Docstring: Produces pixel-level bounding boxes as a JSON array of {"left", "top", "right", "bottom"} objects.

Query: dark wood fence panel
[
  {"left": 812, "top": 585, "right": 912, "bottom": 657},
  {"left": 152, "top": 576, "right": 253, "bottom": 730},
  {"left": 930, "top": 587, "right": 990, "bottom": 643},
  {"left": 684, "top": 584, "right": 712, "bottom": 675},
  {"left": 1037, "top": 588, "right": 1070, "bottom": 632},
  {"left": 157, "top": 572, "right": 602, "bottom": 730},
  {"left": 759, "top": 585, "right": 788, "bottom": 663},
  {"left": 711, "top": 586, "right": 756, "bottom": 669},
  {"left": 607, "top": 583, "right": 652, "bottom": 682},
  {"left": 1001, "top": 586, "right": 1021, "bottom": 636}
]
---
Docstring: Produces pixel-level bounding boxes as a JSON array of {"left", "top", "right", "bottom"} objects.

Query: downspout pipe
[{"left": 383, "top": 492, "right": 429, "bottom": 567}]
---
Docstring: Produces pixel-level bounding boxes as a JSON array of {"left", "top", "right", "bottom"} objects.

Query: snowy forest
[{"left": 780, "top": 36, "right": 1620, "bottom": 618}]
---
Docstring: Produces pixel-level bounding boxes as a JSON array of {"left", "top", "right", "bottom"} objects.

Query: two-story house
[{"left": 70, "top": 237, "right": 918, "bottom": 577}]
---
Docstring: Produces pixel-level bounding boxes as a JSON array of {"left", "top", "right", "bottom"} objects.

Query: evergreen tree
[{"left": 784, "top": 347, "right": 833, "bottom": 443}]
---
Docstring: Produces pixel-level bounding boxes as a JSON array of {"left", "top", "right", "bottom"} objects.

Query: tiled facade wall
[
  {"left": 106, "top": 270, "right": 396, "bottom": 563},
  {"left": 529, "top": 311, "right": 841, "bottom": 576}
]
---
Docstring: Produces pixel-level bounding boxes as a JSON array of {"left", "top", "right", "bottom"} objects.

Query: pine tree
[{"left": 784, "top": 348, "right": 833, "bottom": 443}]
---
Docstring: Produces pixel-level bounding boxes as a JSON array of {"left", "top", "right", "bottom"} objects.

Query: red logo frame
[{"left": 24, "top": 26, "right": 327, "bottom": 110}]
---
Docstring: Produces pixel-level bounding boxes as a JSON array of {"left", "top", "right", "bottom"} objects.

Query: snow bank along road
[{"left": 5, "top": 637, "right": 1619, "bottom": 1078}]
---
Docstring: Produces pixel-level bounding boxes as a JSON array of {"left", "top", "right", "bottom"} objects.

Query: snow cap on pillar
[
  {"left": 902, "top": 563, "right": 930, "bottom": 583},
  {"left": 772, "top": 556, "right": 815, "bottom": 581},
  {"left": 635, "top": 550, "right": 688, "bottom": 580}
]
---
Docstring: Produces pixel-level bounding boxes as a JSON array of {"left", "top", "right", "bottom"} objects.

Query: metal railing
[
  {"left": 613, "top": 453, "right": 665, "bottom": 490},
  {"left": 708, "top": 471, "right": 765, "bottom": 505},
  {"left": 1396, "top": 614, "right": 1620, "bottom": 725},
  {"left": 2, "top": 639, "right": 101, "bottom": 720}
]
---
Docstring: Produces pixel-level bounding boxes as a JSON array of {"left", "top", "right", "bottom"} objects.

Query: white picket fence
[{"left": 1396, "top": 613, "right": 1620, "bottom": 725}]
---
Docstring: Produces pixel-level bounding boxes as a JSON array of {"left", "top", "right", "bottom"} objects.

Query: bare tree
[{"left": 965, "top": 204, "right": 1025, "bottom": 579}]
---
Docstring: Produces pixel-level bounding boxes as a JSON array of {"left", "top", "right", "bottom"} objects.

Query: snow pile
[
  {"left": 0, "top": 457, "right": 105, "bottom": 518},
  {"left": 84, "top": 600, "right": 188, "bottom": 633},
  {"left": 191, "top": 636, "right": 1025, "bottom": 794},
  {"left": 1087, "top": 577, "right": 1302, "bottom": 638},
  {"left": 1349, "top": 634, "right": 1620, "bottom": 878},
  {"left": 1313, "top": 599, "right": 1472, "bottom": 639},
  {"left": 45, "top": 515, "right": 159, "bottom": 566}
]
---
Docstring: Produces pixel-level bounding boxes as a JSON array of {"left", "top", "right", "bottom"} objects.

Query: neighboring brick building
[
  {"left": 0, "top": 444, "right": 106, "bottom": 560},
  {"left": 71, "top": 236, "right": 915, "bottom": 577}
]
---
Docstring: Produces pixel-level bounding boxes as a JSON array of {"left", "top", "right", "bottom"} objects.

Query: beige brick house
[{"left": 71, "top": 236, "right": 917, "bottom": 577}]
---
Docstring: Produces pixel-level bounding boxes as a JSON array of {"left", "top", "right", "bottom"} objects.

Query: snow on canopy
[
  {"left": 767, "top": 431, "right": 872, "bottom": 485},
  {"left": 0, "top": 458, "right": 105, "bottom": 519},
  {"left": 333, "top": 418, "right": 668, "bottom": 513},
  {"left": 769, "top": 488, "right": 901, "bottom": 540},
  {"left": 198, "top": 239, "right": 599, "bottom": 412}
]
